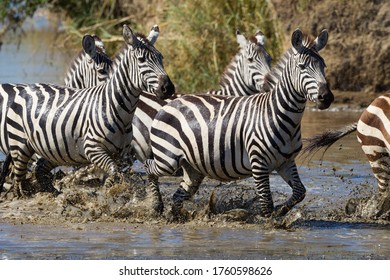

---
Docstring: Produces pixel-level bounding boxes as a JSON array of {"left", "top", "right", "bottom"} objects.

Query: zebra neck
[
  {"left": 208, "top": 73, "right": 258, "bottom": 97},
  {"left": 103, "top": 50, "right": 142, "bottom": 126},
  {"left": 269, "top": 73, "right": 306, "bottom": 128}
]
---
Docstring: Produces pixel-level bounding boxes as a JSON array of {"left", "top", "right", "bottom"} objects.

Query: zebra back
[{"left": 64, "top": 35, "right": 113, "bottom": 88}]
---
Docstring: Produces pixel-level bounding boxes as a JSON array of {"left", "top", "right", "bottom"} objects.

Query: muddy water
[{"left": 1, "top": 31, "right": 390, "bottom": 260}]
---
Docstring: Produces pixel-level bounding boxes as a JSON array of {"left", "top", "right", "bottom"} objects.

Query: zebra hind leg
[{"left": 275, "top": 162, "right": 306, "bottom": 217}]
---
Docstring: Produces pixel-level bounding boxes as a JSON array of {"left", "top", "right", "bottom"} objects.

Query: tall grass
[
  {"left": 159, "top": 0, "right": 283, "bottom": 92},
  {"left": 0, "top": 0, "right": 283, "bottom": 92}
]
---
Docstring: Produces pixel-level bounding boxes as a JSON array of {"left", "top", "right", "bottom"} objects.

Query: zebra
[
  {"left": 64, "top": 34, "right": 113, "bottom": 88},
  {"left": 302, "top": 93, "right": 390, "bottom": 192},
  {"left": 0, "top": 34, "right": 113, "bottom": 194},
  {"left": 132, "top": 29, "right": 272, "bottom": 163},
  {"left": 144, "top": 29, "right": 333, "bottom": 219},
  {"left": 4, "top": 24, "right": 175, "bottom": 196}
]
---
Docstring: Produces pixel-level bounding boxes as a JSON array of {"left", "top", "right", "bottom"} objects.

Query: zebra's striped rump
[
  {"left": 303, "top": 93, "right": 390, "bottom": 193},
  {"left": 145, "top": 29, "right": 332, "bottom": 219},
  {"left": 357, "top": 94, "right": 390, "bottom": 191}
]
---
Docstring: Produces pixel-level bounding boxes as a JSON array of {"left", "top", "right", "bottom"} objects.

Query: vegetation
[{"left": 0, "top": 0, "right": 283, "bottom": 92}]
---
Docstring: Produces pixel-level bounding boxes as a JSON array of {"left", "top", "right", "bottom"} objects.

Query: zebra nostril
[{"left": 161, "top": 85, "right": 167, "bottom": 94}]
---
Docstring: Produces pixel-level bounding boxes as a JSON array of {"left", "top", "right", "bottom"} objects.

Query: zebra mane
[{"left": 262, "top": 33, "right": 324, "bottom": 93}]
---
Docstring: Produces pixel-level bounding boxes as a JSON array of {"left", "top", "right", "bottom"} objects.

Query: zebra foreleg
[
  {"left": 171, "top": 162, "right": 204, "bottom": 222},
  {"left": 9, "top": 149, "right": 34, "bottom": 198},
  {"left": 34, "top": 158, "right": 60, "bottom": 195},
  {"left": 147, "top": 174, "right": 164, "bottom": 215},
  {"left": 85, "top": 146, "right": 122, "bottom": 189},
  {"left": 253, "top": 173, "right": 274, "bottom": 217},
  {"left": 275, "top": 162, "right": 306, "bottom": 217}
]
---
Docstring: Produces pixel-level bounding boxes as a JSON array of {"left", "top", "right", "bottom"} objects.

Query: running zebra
[
  {"left": 303, "top": 93, "right": 390, "bottom": 192},
  {"left": 5, "top": 24, "right": 175, "bottom": 196},
  {"left": 144, "top": 29, "right": 333, "bottom": 218},
  {"left": 132, "top": 29, "right": 272, "bottom": 162},
  {"left": 0, "top": 34, "right": 113, "bottom": 194}
]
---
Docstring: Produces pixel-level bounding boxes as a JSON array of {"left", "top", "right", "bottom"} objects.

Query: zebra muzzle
[
  {"left": 156, "top": 75, "right": 175, "bottom": 100},
  {"left": 316, "top": 82, "right": 334, "bottom": 110}
]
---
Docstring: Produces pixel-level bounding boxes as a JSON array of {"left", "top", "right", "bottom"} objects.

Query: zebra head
[
  {"left": 80, "top": 35, "right": 112, "bottom": 87},
  {"left": 290, "top": 29, "right": 334, "bottom": 110},
  {"left": 235, "top": 30, "right": 272, "bottom": 92},
  {"left": 122, "top": 24, "right": 175, "bottom": 99}
]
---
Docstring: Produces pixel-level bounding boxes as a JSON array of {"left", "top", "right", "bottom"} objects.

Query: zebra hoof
[
  {"left": 151, "top": 199, "right": 164, "bottom": 216},
  {"left": 273, "top": 204, "right": 290, "bottom": 217},
  {"left": 167, "top": 206, "right": 191, "bottom": 223}
]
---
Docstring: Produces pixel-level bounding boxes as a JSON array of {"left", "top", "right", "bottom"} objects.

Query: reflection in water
[
  {"left": 1, "top": 221, "right": 390, "bottom": 260},
  {"left": 0, "top": 30, "right": 389, "bottom": 260}
]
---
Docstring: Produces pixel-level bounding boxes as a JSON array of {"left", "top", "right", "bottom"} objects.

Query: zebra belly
[{"left": 27, "top": 132, "right": 89, "bottom": 166}]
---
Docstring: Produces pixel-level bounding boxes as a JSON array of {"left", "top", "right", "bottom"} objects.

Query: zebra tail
[{"left": 302, "top": 122, "right": 358, "bottom": 156}]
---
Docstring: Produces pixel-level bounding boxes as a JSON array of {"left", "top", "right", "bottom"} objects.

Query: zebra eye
[
  {"left": 298, "top": 63, "right": 305, "bottom": 70},
  {"left": 138, "top": 56, "right": 146, "bottom": 63},
  {"left": 248, "top": 57, "right": 254, "bottom": 63}
]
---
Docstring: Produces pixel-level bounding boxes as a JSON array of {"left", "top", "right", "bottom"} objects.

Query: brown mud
[{"left": 0, "top": 156, "right": 389, "bottom": 230}]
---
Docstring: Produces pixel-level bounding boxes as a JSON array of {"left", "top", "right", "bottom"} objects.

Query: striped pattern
[
  {"left": 358, "top": 95, "right": 390, "bottom": 190},
  {"left": 145, "top": 29, "right": 333, "bottom": 217},
  {"left": 64, "top": 35, "right": 113, "bottom": 88},
  {"left": 5, "top": 25, "right": 175, "bottom": 195},
  {"left": 0, "top": 35, "right": 114, "bottom": 194},
  {"left": 131, "top": 30, "right": 272, "bottom": 162},
  {"left": 303, "top": 93, "right": 390, "bottom": 192}
]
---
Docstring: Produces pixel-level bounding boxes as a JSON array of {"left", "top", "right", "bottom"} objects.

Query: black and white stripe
[
  {"left": 5, "top": 25, "right": 175, "bottom": 195},
  {"left": 145, "top": 29, "right": 333, "bottom": 217},
  {"left": 64, "top": 34, "right": 113, "bottom": 89},
  {"left": 0, "top": 34, "right": 114, "bottom": 194},
  {"left": 132, "top": 30, "right": 272, "bottom": 162},
  {"left": 303, "top": 93, "right": 390, "bottom": 192}
]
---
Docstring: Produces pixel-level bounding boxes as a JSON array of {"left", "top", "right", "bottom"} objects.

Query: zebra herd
[{"left": 0, "top": 23, "right": 385, "bottom": 221}]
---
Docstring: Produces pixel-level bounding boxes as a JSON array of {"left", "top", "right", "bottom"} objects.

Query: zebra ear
[
  {"left": 291, "top": 29, "right": 303, "bottom": 51},
  {"left": 92, "top": 35, "right": 106, "bottom": 53},
  {"left": 123, "top": 24, "right": 139, "bottom": 46},
  {"left": 255, "top": 30, "right": 265, "bottom": 46},
  {"left": 314, "top": 29, "right": 328, "bottom": 52},
  {"left": 147, "top": 24, "right": 160, "bottom": 45},
  {"left": 236, "top": 30, "right": 248, "bottom": 48},
  {"left": 82, "top": 35, "right": 96, "bottom": 58}
]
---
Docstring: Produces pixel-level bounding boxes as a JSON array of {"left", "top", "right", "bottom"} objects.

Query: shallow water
[{"left": 0, "top": 30, "right": 389, "bottom": 260}]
